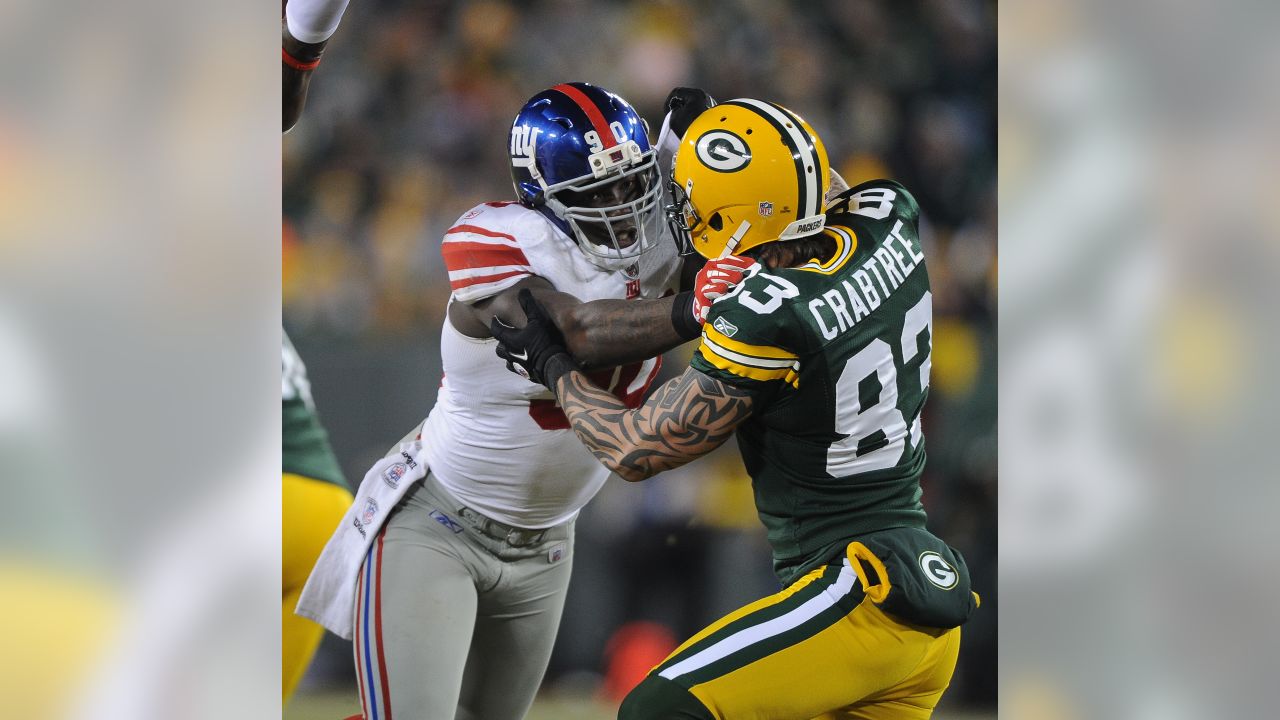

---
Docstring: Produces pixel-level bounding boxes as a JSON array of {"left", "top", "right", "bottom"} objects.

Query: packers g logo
[
  {"left": 695, "top": 130, "right": 751, "bottom": 172},
  {"left": 919, "top": 551, "right": 959, "bottom": 590}
]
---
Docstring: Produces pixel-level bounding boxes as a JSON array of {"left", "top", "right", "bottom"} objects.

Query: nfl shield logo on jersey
[
  {"left": 383, "top": 462, "right": 408, "bottom": 489},
  {"left": 353, "top": 497, "right": 379, "bottom": 538},
  {"left": 758, "top": 201, "right": 774, "bottom": 217}
]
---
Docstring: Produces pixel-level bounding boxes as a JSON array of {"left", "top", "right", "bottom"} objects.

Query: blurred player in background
[
  {"left": 282, "top": 332, "right": 351, "bottom": 701},
  {"left": 494, "top": 99, "right": 978, "bottom": 719},
  {"left": 282, "top": 0, "right": 356, "bottom": 703},
  {"left": 297, "top": 83, "right": 755, "bottom": 719}
]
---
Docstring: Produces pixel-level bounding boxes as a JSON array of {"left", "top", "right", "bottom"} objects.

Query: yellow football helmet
[{"left": 666, "top": 99, "right": 831, "bottom": 259}]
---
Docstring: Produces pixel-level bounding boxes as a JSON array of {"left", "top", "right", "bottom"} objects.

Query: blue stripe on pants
[{"left": 363, "top": 545, "right": 379, "bottom": 720}]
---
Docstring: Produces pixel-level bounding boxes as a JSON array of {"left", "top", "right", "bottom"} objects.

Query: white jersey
[{"left": 421, "top": 201, "right": 682, "bottom": 529}]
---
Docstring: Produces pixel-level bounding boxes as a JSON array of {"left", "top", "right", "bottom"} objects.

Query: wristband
[
  {"left": 544, "top": 353, "right": 581, "bottom": 390},
  {"left": 671, "top": 291, "right": 701, "bottom": 341},
  {"left": 282, "top": 48, "right": 321, "bottom": 71}
]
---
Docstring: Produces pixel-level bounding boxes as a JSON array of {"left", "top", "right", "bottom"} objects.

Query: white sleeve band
[
  {"left": 826, "top": 168, "right": 850, "bottom": 204},
  {"left": 655, "top": 110, "right": 682, "bottom": 170},
  {"left": 285, "top": 0, "right": 353, "bottom": 44}
]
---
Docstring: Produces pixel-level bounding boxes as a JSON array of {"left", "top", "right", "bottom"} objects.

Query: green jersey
[
  {"left": 283, "top": 332, "right": 347, "bottom": 488},
  {"left": 691, "top": 180, "right": 934, "bottom": 585}
]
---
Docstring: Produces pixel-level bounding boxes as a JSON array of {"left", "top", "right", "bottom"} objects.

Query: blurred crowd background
[
  {"left": 6, "top": 0, "right": 1279, "bottom": 716},
  {"left": 284, "top": 0, "right": 995, "bottom": 714}
]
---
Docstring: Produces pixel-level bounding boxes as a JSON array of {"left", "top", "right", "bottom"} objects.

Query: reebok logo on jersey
[
  {"left": 430, "top": 509, "right": 464, "bottom": 534},
  {"left": 712, "top": 316, "right": 739, "bottom": 337},
  {"left": 919, "top": 551, "right": 959, "bottom": 590}
]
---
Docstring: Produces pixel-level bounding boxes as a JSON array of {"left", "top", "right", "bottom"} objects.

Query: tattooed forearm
[{"left": 555, "top": 367, "right": 754, "bottom": 482}]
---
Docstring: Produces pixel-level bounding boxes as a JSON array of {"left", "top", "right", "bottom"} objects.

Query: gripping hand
[
  {"left": 692, "top": 256, "right": 758, "bottom": 324},
  {"left": 490, "top": 289, "right": 579, "bottom": 389}
]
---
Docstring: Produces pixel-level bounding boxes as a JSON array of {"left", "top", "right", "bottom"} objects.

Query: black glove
[
  {"left": 490, "top": 289, "right": 580, "bottom": 389},
  {"left": 664, "top": 87, "right": 716, "bottom": 139}
]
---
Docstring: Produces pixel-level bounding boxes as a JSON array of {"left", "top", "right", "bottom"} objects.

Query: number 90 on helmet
[
  {"left": 508, "top": 82, "right": 664, "bottom": 271},
  {"left": 666, "top": 99, "right": 831, "bottom": 260}
]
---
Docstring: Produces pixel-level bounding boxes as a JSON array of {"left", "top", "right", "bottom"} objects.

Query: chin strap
[{"left": 720, "top": 219, "right": 752, "bottom": 258}]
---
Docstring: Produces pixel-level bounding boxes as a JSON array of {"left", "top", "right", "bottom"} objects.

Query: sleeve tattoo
[{"left": 555, "top": 367, "right": 755, "bottom": 482}]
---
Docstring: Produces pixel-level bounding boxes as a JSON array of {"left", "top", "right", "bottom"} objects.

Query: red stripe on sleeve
[
  {"left": 441, "top": 242, "right": 530, "bottom": 271},
  {"left": 449, "top": 269, "right": 530, "bottom": 292},
  {"left": 445, "top": 224, "right": 517, "bottom": 242},
  {"left": 553, "top": 84, "right": 617, "bottom": 148}
]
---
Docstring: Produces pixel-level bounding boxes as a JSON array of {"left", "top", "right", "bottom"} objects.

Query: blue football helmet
[{"left": 508, "top": 82, "right": 663, "bottom": 271}]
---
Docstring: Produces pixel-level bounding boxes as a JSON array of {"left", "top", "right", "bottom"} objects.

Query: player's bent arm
[
  {"left": 553, "top": 365, "right": 754, "bottom": 482},
  {"left": 453, "top": 276, "right": 697, "bottom": 370},
  {"left": 282, "top": 0, "right": 353, "bottom": 132},
  {"left": 282, "top": 23, "right": 325, "bottom": 132}
]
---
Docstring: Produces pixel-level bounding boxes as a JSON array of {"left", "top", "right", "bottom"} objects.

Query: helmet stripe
[
  {"left": 553, "top": 83, "right": 619, "bottom": 148},
  {"left": 724, "top": 99, "right": 821, "bottom": 221},
  {"left": 761, "top": 100, "right": 824, "bottom": 220}
]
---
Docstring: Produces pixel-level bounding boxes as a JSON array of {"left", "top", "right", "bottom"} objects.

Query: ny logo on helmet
[
  {"left": 695, "top": 130, "right": 751, "bottom": 173},
  {"left": 510, "top": 125, "right": 542, "bottom": 159}
]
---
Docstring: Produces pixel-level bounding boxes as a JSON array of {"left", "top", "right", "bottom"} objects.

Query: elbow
[
  {"left": 593, "top": 447, "right": 650, "bottom": 482},
  {"left": 604, "top": 453, "right": 655, "bottom": 482},
  {"left": 282, "top": 70, "right": 312, "bottom": 133},
  {"left": 283, "top": 97, "right": 305, "bottom": 133},
  {"left": 612, "top": 464, "right": 652, "bottom": 483},
  {"left": 559, "top": 307, "right": 603, "bottom": 368}
]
